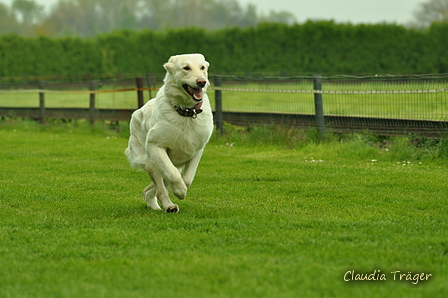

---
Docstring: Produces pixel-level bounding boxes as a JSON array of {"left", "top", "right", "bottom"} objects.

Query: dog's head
[{"left": 163, "top": 54, "right": 210, "bottom": 105}]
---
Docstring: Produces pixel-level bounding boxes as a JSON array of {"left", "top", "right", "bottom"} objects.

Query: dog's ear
[
  {"left": 163, "top": 62, "right": 175, "bottom": 73},
  {"left": 163, "top": 56, "right": 176, "bottom": 74}
]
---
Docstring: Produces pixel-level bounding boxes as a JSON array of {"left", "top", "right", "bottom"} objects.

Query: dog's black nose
[{"left": 196, "top": 78, "right": 206, "bottom": 88}]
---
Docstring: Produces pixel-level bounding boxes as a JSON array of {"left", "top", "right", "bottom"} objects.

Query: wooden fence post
[
  {"left": 313, "top": 74, "right": 325, "bottom": 139},
  {"left": 89, "top": 81, "right": 96, "bottom": 125},
  {"left": 38, "top": 81, "right": 45, "bottom": 125},
  {"left": 145, "top": 74, "right": 153, "bottom": 100},
  {"left": 136, "top": 77, "right": 144, "bottom": 108},
  {"left": 214, "top": 75, "right": 223, "bottom": 135}
]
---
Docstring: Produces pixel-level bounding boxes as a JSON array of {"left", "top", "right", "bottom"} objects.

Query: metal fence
[
  {"left": 213, "top": 74, "right": 448, "bottom": 137},
  {"left": 1, "top": 74, "right": 447, "bottom": 137}
]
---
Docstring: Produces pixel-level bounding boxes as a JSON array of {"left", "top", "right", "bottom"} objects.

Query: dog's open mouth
[{"left": 183, "top": 84, "right": 203, "bottom": 101}]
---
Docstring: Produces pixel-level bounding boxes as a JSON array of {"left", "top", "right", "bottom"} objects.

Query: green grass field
[
  {"left": 1, "top": 121, "right": 447, "bottom": 297},
  {"left": 1, "top": 79, "right": 447, "bottom": 120}
]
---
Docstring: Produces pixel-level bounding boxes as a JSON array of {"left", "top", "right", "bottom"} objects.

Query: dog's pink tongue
[
  {"left": 193, "top": 88, "right": 203, "bottom": 100},
  {"left": 189, "top": 86, "right": 203, "bottom": 100}
]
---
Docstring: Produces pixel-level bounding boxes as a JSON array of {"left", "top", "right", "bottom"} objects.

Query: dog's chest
[
  {"left": 165, "top": 129, "right": 209, "bottom": 165},
  {"left": 150, "top": 117, "right": 212, "bottom": 164}
]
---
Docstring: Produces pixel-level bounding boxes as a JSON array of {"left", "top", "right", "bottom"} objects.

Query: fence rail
[{"left": 1, "top": 74, "right": 447, "bottom": 137}]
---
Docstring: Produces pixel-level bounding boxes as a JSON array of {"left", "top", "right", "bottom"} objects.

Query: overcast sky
[
  {"left": 239, "top": 0, "right": 423, "bottom": 24},
  {"left": 1, "top": 0, "right": 424, "bottom": 25}
]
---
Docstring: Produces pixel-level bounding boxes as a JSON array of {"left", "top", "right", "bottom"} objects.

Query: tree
[
  {"left": 0, "top": 3, "right": 21, "bottom": 35},
  {"left": 412, "top": 0, "right": 448, "bottom": 27},
  {"left": 138, "top": 0, "right": 174, "bottom": 30},
  {"left": 46, "top": 0, "right": 141, "bottom": 37},
  {"left": 2, "top": 0, "right": 298, "bottom": 37},
  {"left": 260, "top": 11, "right": 296, "bottom": 25},
  {"left": 9, "top": 0, "right": 46, "bottom": 35},
  {"left": 11, "top": 0, "right": 44, "bottom": 25}
]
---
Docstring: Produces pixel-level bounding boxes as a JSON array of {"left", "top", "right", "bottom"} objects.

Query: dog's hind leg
[{"left": 142, "top": 182, "right": 161, "bottom": 210}]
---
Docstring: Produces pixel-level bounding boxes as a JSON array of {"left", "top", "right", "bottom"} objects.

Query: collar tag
[{"left": 175, "top": 106, "right": 203, "bottom": 118}]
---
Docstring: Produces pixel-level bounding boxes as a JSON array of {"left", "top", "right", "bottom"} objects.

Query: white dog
[{"left": 125, "top": 54, "right": 213, "bottom": 213}]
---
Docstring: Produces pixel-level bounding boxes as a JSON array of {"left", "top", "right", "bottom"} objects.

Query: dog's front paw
[{"left": 165, "top": 204, "right": 179, "bottom": 213}]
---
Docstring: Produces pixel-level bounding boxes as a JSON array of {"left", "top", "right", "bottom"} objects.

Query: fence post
[
  {"left": 214, "top": 75, "right": 223, "bottom": 135},
  {"left": 38, "top": 81, "right": 45, "bottom": 125},
  {"left": 89, "top": 81, "right": 96, "bottom": 125},
  {"left": 313, "top": 74, "right": 325, "bottom": 139},
  {"left": 136, "top": 77, "right": 144, "bottom": 108},
  {"left": 145, "top": 73, "right": 153, "bottom": 99}
]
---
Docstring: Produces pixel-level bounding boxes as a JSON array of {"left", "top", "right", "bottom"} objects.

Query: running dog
[{"left": 125, "top": 54, "right": 213, "bottom": 213}]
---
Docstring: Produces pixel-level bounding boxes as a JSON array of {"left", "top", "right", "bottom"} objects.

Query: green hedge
[{"left": 0, "top": 21, "right": 447, "bottom": 78}]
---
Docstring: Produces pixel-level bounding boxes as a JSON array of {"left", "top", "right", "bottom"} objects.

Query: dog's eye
[
  {"left": 183, "top": 66, "right": 191, "bottom": 71},
  {"left": 201, "top": 66, "right": 205, "bottom": 70}
]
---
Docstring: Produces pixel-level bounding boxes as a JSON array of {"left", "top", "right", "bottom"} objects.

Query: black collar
[{"left": 175, "top": 105, "right": 203, "bottom": 119}]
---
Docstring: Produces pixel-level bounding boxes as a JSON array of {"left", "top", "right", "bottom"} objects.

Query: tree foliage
[
  {"left": 412, "top": 0, "right": 448, "bottom": 27},
  {"left": 0, "top": 0, "right": 296, "bottom": 37},
  {"left": 11, "top": 0, "right": 44, "bottom": 24},
  {"left": 0, "top": 3, "right": 21, "bottom": 35}
]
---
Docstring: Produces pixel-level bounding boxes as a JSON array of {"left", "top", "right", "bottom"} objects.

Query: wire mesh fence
[
  {"left": 1, "top": 73, "right": 447, "bottom": 136},
  {"left": 0, "top": 78, "right": 146, "bottom": 109},
  {"left": 211, "top": 74, "right": 448, "bottom": 121},
  {"left": 210, "top": 74, "right": 448, "bottom": 137}
]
